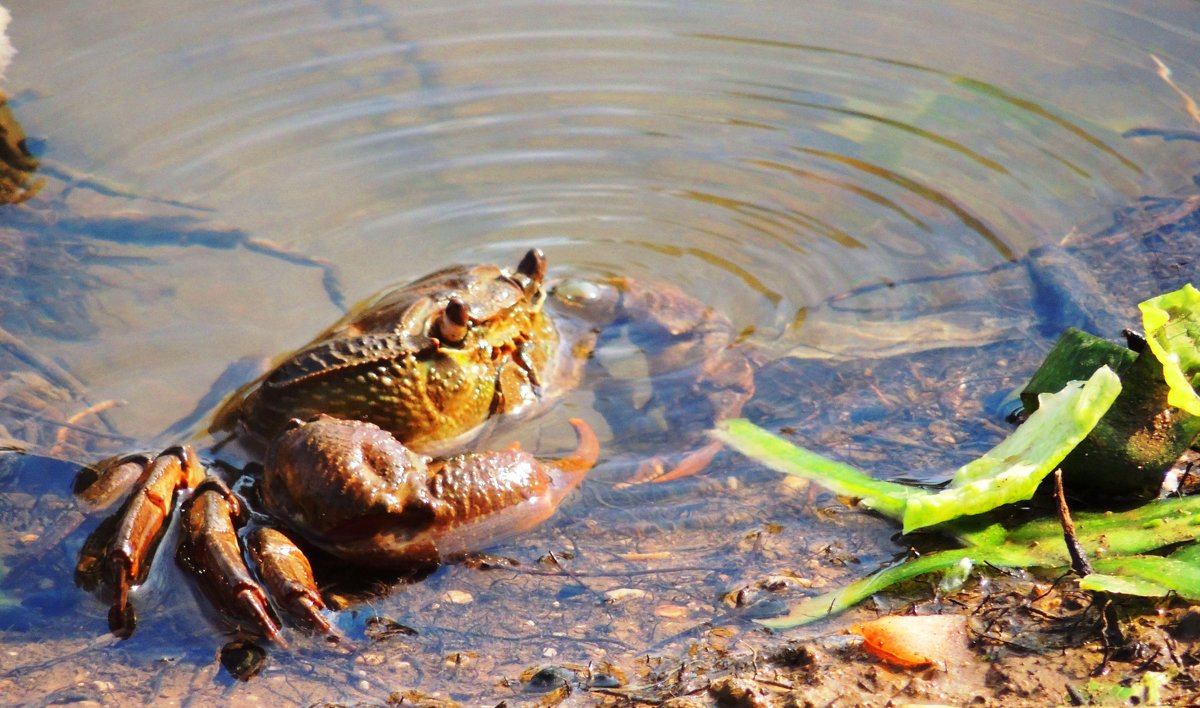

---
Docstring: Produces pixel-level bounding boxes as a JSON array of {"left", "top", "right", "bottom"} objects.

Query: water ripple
[{"left": 7, "top": 0, "right": 1200, "bottom": 430}]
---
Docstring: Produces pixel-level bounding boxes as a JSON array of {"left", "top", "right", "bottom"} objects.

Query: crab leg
[
  {"left": 74, "top": 453, "right": 153, "bottom": 511},
  {"left": 607, "top": 278, "right": 756, "bottom": 485},
  {"left": 107, "top": 445, "right": 204, "bottom": 636},
  {"left": 246, "top": 527, "right": 332, "bottom": 635},
  {"left": 177, "top": 478, "right": 284, "bottom": 645}
]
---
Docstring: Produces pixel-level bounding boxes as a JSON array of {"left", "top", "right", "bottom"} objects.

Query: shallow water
[{"left": 2, "top": 0, "right": 1200, "bottom": 703}]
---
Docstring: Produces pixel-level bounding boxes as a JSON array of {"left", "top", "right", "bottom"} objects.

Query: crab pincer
[{"left": 260, "top": 414, "right": 600, "bottom": 566}]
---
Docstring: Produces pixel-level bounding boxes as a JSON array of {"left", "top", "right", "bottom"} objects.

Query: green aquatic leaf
[
  {"left": 756, "top": 548, "right": 975, "bottom": 629},
  {"left": 902, "top": 366, "right": 1120, "bottom": 532},
  {"left": 1082, "top": 556, "right": 1200, "bottom": 601},
  {"left": 1079, "top": 573, "right": 1172, "bottom": 598},
  {"left": 713, "top": 418, "right": 919, "bottom": 521},
  {"left": 717, "top": 366, "right": 1120, "bottom": 533},
  {"left": 987, "top": 494, "right": 1200, "bottom": 557},
  {"left": 1139, "top": 283, "right": 1200, "bottom": 415},
  {"left": 1169, "top": 542, "right": 1200, "bottom": 564},
  {"left": 757, "top": 542, "right": 1066, "bottom": 629},
  {"left": 757, "top": 487, "right": 1200, "bottom": 628}
]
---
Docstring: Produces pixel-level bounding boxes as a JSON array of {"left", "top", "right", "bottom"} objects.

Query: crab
[{"left": 74, "top": 248, "right": 754, "bottom": 644}]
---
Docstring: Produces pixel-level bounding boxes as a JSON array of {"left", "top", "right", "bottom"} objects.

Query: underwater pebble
[
  {"left": 761, "top": 574, "right": 808, "bottom": 590},
  {"left": 443, "top": 651, "right": 475, "bottom": 668},
  {"left": 356, "top": 679, "right": 371, "bottom": 691},
  {"left": 708, "top": 676, "right": 771, "bottom": 707},
  {"left": 779, "top": 476, "right": 809, "bottom": 494},
  {"left": 526, "top": 665, "right": 573, "bottom": 691},
  {"left": 604, "top": 588, "right": 649, "bottom": 604},
  {"left": 442, "top": 590, "right": 473, "bottom": 604},
  {"left": 655, "top": 603, "right": 689, "bottom": 618},
  {"left": 589, "top": 672, "right": 623, "bottom": 689}
]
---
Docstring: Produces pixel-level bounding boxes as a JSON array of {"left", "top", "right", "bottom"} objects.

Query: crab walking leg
[
  {"left": 177, "top": 478, "right": 284, "bottom": 645},
  {"left": 246, "top": 527, "right": 332, "bottom": 635},
  {"left": 75, "top": 453, "right": 153, "bottom": 511},
  {"left": 107, "top": 445, "right": 204, "bottom": 636},
  {"left": 628, "top": 440, "right": 724, "bottom": 486},
  {"left": 614, "top": 281, "right": 756, "bottom": 486}
]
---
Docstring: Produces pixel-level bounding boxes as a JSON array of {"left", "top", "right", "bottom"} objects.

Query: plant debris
[{"left": 717, "top": 285, "right": 1200, "bottom": 630}]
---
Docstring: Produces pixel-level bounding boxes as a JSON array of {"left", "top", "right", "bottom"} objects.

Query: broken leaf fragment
[
  {"left": 1140, "top": 283, "right": 1200, "bottom": 416},
  {"left": 850, "top": 614, "right": 970, "bottom": 670}
]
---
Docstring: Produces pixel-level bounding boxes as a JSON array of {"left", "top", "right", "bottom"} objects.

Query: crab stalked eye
[
  {"left": 433, "top": 297, "right": 469, "bottom": 344},
  {"left": 517, "top": 248, "right": 547, "bottom": 283}
]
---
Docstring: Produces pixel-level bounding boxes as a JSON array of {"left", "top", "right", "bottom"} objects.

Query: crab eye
[
  {"left": 516, "top": 248, "right": 547, "bottom": 283},
  {"left": 433, "top": 297, "right": 469, "bottom": 344}
]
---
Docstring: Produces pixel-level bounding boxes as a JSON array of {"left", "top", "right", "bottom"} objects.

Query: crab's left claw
[{"left": 259, "top": 415, "right": 599, "bottom": 566}]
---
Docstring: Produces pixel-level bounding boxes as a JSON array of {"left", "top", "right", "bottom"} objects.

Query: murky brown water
[{"left": 2, "top": 0, "right": 1200, "bottom": 703}]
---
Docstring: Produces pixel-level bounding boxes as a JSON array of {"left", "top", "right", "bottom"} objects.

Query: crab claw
[{"left": 261, "top": 415, "right": 599, "bottom": 567}]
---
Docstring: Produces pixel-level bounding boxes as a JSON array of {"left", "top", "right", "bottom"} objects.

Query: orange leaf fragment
[{"left": 850, "top": 614, "right": 969, "bottom": 670}]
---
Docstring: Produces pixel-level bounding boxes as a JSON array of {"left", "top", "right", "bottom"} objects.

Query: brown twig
[
  {"left": 1053, "top": 469, "right": 1093, "bottom": 576},
  {"left": 1053, "top": 470, "right": 1125, "bottom": 653}
]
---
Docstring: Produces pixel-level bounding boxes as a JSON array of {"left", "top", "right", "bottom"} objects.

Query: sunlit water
[{"left": 2, "top": 0, "right": 1200, "bottom": 702}]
